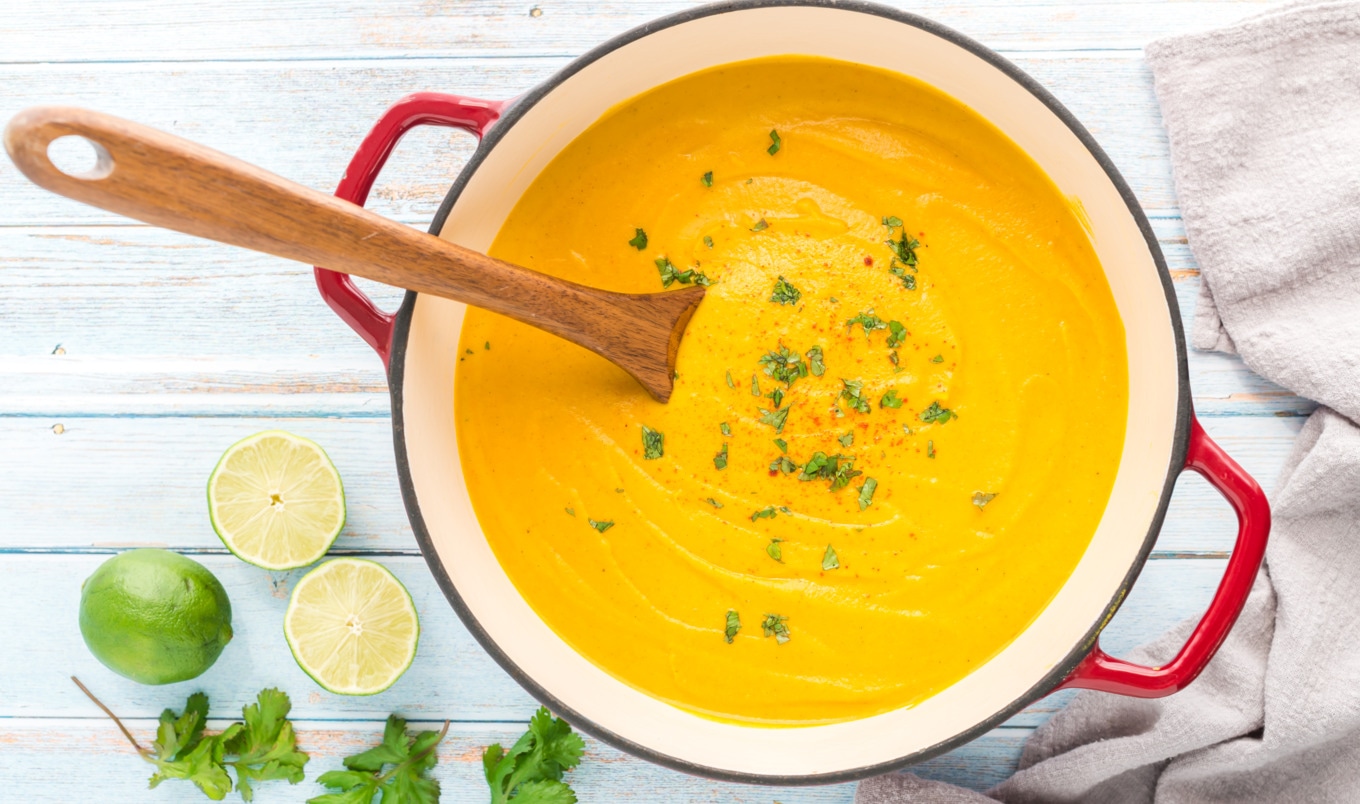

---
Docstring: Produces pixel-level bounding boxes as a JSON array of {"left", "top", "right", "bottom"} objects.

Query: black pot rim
[{"left": 387, "top": 0, "right": 1192, "bottom": 786}]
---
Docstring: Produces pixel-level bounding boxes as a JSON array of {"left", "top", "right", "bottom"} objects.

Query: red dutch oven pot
[{"left": 314, "top": 0, "right": 1269, "bottom": 784}]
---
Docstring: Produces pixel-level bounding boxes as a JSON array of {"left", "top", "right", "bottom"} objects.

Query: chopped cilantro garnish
[
  {"left": 704, "top": 235, "right": 715, "bottom": 249},
  {"left": 932, "top": 354, "right": 944, "bottom": 363},
  {"left": 767, "top": 129, "right": 782, "bottom": 156},
  {"left": 484, "top": 341, "right": 491, "bottom": 350},
  {"left": 822, "top": 544, "right": 840, "bottom": 570},
  {"left": 702, "top": 171, "right": 714, "bottom": 187},
  {"left": 768, "top": 388, "right": 785, "bottom": 408},
  {"left": 759, "top": 405, "right": 791, "bottom": 434},
  {"left": 769, "top": 455, "right": 799, "bottom": 474},
  {"left": 882, "top": 216, "right": 904, "bottom": 228},
  {"left": 886, "top": 320, "right": 907, "bottom": 348},
  {"left": 846, "top": 310, "right": 887, "bottom": 337},
  {"left": 839, "top": 379, "right": 871, "bottom": 414},
  {"left": 641, "top": 425, "right": 664, "bottom": 459},
  {"left": 806, "top": 346, "right": 826, "bottom": 377},
  {"left": 973, "top": 491, "right": 997, "bottom": 510},
  {"left": 927, "top": 440, "right": 936, "bottom": 459},
  {"left": 858, "top": 477, "right": 878, "bottom": 511},
  {"left": 889, "top": 350, "right": 900, "bottom": 367},
  {"left": 919, "top": 400, "right": 954, "bottom": 424},
  {"left": 766, "top": 538, "right": 784, "bottom": 562},
  {"left": 707, "top": 498, "right": 724, "bottom": 509},
  {"left": 761, "top": 613, "right": 790, "bottom": 644},
  {"left": 890, "top": 265, "right": 918, "bottom": 290},
  {"left": 884, "top": 222, "right": 921, "bottom": 267},
  {"left": 655, "top": 256, "right": 710, "bottom": 288},
  {"left": 628, "top": 228, "right": 648, "bottom": 250},
  {"left": 589, "top": 519, "right": 614, "bottom": 533},
  {"left": 751, "top": 374, "right": 761, "bottom": 396},
  {"left": 760, "top": 345, "right": 808, "bottom": 387},
  {"left": 774, "top": 438, "right": 788, "bottom": 453},
  {"left": 724, "top": 610, "right": 740, "bottom": 643},
  {"left": 726, "top": 370, "right": 735, "bottom": 389},
  {"left": 565, "top": 507, "right": 575, "bottom": 516},
  {"left": 751, "top": 506, "right": 778, "bottom": 522},
  {"left": 721, "top": 422, "right": 732, "bottom": 436},
  {"left": 770, "top": 276, "right": 802, "bottom": 305},
  {"left": 714, "top": 443, "right": 729, "bottom": 470},
  {"left": 880, "top": 389, "right": 903, "bottom": 409},
  {"left": 839, "top": 432, "right": 854, "bottom": 447},
  {"left": 799, "top": 451, "right": 861, "bottom": 491},
  {"left": 751, "top": 218, "right": 769, "bottom": 232}
]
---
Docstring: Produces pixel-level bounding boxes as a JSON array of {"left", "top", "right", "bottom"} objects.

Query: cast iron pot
[{"left": 313, "top": 0, "right": 1271, "bottom": 784}]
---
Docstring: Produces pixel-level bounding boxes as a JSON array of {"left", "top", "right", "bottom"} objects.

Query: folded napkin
[{"left": 858, "top": 2, "right": 1360, "bottom": 801}]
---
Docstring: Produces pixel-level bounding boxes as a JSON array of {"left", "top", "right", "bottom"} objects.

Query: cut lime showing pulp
[
  {"left": 208, "top": 430, "right": 345, "bottom": 571},
  {"left": 284, "top": 558, "right": 419, "bottom": 695}
]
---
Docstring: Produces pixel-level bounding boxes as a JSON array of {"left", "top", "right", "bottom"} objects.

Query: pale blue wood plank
[
  {"left": 0, "top": 552, "right": 1229, "bottom": 726},
  {"left": 0, "top": 0, "right": 1273, "bottom": 63}
]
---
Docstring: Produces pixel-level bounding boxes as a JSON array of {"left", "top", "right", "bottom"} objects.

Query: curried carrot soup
[{"left": 453, "top": 56, "right": 1127, "bottom": 725}]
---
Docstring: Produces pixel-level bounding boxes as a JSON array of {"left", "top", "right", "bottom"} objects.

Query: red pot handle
[
  {"left": 1057, "top": 415, "right": 1270, "bottom": 697},
  {"left": 315, "top": 92, "right": 506, "bottom": 367}
]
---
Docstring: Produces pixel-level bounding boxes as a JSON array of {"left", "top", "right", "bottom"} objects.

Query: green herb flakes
[
  {"left": 766, "top": 538, "right": 784, "bottom": 562},
  {"left": 822, "top": 544, "right": 840, "bottom": 570},
  {"left": 806, "top": 346, "right": 826, "bottom": 376},
  {"left": 707, "top": 498, "right": 724, "bottom": 509},
  {"left": 839, "top": 432, "right": 855, "bottom": 447},
  {"left": 799, "top": 451, "right": 862, "bottom": 491},
  {"left": 890, "top": 264, "right": 918, "bottom": 290},
  {"left": 770, "top": 276, "right": 802, "bottom": 305},
  {"left": 589, "top": 519, "right": 614, "bottom": 533},
  {"left": 768, "top": 388, "right": 785, "bottom": 408},
  {"left": 774, "top": 438, "right": 788, "bottom": 453},
  {"left": 973, "top": 491, "right": 998, "bottom": 510},
  {"left": 751, "top": 374, "right": 761, "bottom": 396},
  {"left": 704, "top": 235, "right": 715, "bottom": 249},
  {"left": 920, "top": 400, "right": 955, "bottom": 424},
  {"left": 858, "top": 477, "right": 878, "bottom": 511},
  {"left": 884, "top": 220, "right": 921, "bottom": 267},
  {"left": 628, "top": 228, "right": 648, "bottom": 250},
  {"left": 846, "top": 310, "right": 887, "bottom": 337},
  {"left": 760, "top": 345, "right": 809, "bottom": 388},
  {"left": 485, "top": 341, "right": 491, "bottom": 350},
  {"left": 889, "top": 350, "right": 900, "bottom": 366},
  {"left": 767, "top": 129, "right": 782, "bottom": 156},
  {"left": 714, "top": 443, "right": 729, "bottom": 470},
  {"left": 840, "top": 379, "right": 871, "bottom": 414},
  {"left": 721, "top": 422, "right": 732, "bottom": 436},
  {"left": 655, "top": 256, "right": 710, "bottom": 288},
  {"left": 641, "top": 425, "right": 664, "bottom": 460},
  {"left": 751, "top": 506, "right": 778, "bottom": 522},
  {"left": 702, "top": 171, "right": 714, "bottom": 187},
  {"left": 565, "top": 508, "right": 575, "bottom": 516},
  {"left": 724, "top": 610, "right": 740, "bottom": 643},
  {"left": 886, "top": 320, "right": 907, "bottom": 348},
  {"left": 880, "top": 389, "right": 904, "bottom": 409},
  {"left": 932, "top": 354, "right": 944, "bottom": 363},
  {"left": 769, "top": 455, "right": 799, "bottom": 474},
  {"left": 927, "top": 440, "right": 936, "bottom": 459},
  {"left": 759, "top": 405, "right": 791, "bottom": 434},
  {"left": 882, "top": 216, "right": 904, "bottom": 228},
  {"left": 751, "top": 218, "right": 769, "bottom": 232},
  {"left": 761, "top": 613, "right": 790, "bottom": 644},
  {"left": 726, "top": 370, "right": 736, "bottom": 389}
]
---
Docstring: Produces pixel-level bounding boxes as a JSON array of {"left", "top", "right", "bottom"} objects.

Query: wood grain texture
[
  {"left": 0, "top": 0, "right": 1272, "bottom": 62},
  {"left": 0, "top": 552, "right": 1223, "bottom": 728}
]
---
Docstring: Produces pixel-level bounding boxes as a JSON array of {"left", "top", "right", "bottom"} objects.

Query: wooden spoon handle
[{"left": 3, "top": 106, "right": 702, "bottom": 400}]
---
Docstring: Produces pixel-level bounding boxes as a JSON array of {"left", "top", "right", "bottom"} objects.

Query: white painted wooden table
[{"left": 0, "top": 1, "right": 1302, "bottom": 800}]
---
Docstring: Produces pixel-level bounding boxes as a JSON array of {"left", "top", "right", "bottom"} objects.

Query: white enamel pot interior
[{"left": 389, "top": 0, "right": 1189, "bottom": 784}]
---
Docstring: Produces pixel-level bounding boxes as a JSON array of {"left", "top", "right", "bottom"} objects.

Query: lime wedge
[
  {"left": 208, "top": 430, "right": 345, "bottom": 571},
  {"left": 284, "top": 558, "right": 420, "bottom": 695}
]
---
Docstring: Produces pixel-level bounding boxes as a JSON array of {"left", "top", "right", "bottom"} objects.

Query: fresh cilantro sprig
[
  {"left": 311, "top": 715, "right": 449, "bottom": 804},
  {"left": 72, "top": 677, "right": 308, "bottom": 802},
  {"left": 483, "top": 707, "right": 585, "bottom": 804}
]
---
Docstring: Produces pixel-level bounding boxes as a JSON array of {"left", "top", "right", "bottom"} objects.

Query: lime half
[
  {"left": 208, "top": 430, "right": 345, "bottom": 571},
  {"left": 283, "top": 558, "right": 419, "bottom": 695}
]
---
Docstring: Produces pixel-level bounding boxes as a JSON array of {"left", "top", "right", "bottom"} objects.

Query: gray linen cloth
[{"left": 857, "top": 2, "right": 1360, "bottom": 801}]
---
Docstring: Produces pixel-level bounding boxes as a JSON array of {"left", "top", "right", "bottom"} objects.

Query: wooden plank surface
[{"left": 0, "top": 0, "right": 1298, "bottom": 800}]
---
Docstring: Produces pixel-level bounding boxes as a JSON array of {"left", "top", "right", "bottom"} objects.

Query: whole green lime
[{"left": 79, "top": 549, "right": 233, "bottom": 685}]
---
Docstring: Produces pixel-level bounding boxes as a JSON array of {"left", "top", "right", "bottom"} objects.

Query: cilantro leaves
[
  {"left": 312, "top": 715, "right": 448, "bottom": 804},
  {"left": 806, "top": 346, "right": 826, "bottom": 376},
  {"left": 483, "top": 707, "right": 585, "bottom": 804},
  {"left": 822, "top": 545, "right": 840, "bottom": 570},
  {"left": 919, "top": 400, "right": 955, "bottom": 424},
  {"left": 846, "top": 310, "right": 887, "bottom": 337},
  {"left": 840, "top": 379, "right": 871, "bottom": 414},
  {"left": 883, "top": 217, "right": 922, "bottom": 290},
  {"left": 724, "top": 610, "right": 741, "bottom": 643},
  {"left": 641, "top": 425, "right": 664, "bottom": 460},
  {"left": 972, "top": 491, "right": 998, "bottom": 510},
  {"left": 702, "top": 170, "right": 714, "bottom": 187},
  {"left": 759, "top": 345, "right": 809, "bottom": 387},
  {"left": 766, "top": 538, "right": 784, "bottom": 562},
  {"left": 628, "top": 228, "right": 647, "bottom": 251},
  {"left": 770, "top": 276, "right": 802, "bottom": 305},
  {"left": 758, "top": 405, "right": 791, "bottom": 434},
  {"left": 750, "top": 506, "right": 778, "bottom": 522},
  {"left": 655, "top": 256, "right": 711, "bottom": 288},
  {"left": 858, "top": 478, "right": 878, "bottom": 511},
  {"left": 799, "top": 451, "right": 862, "bottom": 491},
  {"left": 767, "top": 129, "right": 782, "bottom": 156},
  {"left": 886, "top": 320, "right": 907, "bottom": 349},
  {"left": 880, "top": 389, "right": 903, "bottom": 409},
  {"left": 589, "top": 519, "right": 614, "bottom": 534},
  {"left": 761, "top": 613, "right": 790, "bottom": 644},
  {"left": 714, "top": 443, "right": 729, "bottom": 470}
]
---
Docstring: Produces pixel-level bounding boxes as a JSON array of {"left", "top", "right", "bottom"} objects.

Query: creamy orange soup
[{"left": 454, "top": 56, "right": 1127, "bottom": 725}]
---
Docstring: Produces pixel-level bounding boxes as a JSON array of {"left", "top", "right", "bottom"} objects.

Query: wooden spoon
[{"left": 3, "top": 106, "right": 704, "bottom": 402}]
